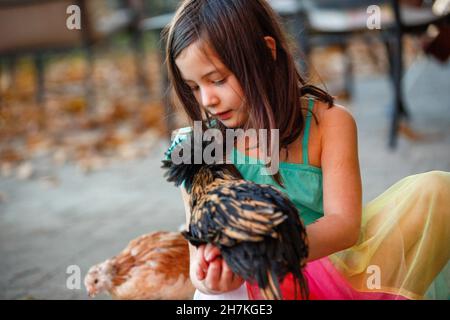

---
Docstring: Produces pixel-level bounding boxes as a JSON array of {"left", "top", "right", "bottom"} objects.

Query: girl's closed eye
[
  {"left": 187, "top": 78, "right": 226, "bottom": 91},
  {"left": 213, "top": 78, "right": 227, "bottom": 86}
]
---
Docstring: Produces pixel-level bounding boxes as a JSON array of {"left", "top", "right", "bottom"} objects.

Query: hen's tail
[
  {"left": 260, "top": 269, "right": 282, "bottom": 300},
  {"left": 255, "top": 259, "right": 308, "bottom": 300}
]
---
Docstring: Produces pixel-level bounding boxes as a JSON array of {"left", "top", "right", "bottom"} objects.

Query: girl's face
[{"left": 175, "top": 41, "right": 249, "bottom": 128}]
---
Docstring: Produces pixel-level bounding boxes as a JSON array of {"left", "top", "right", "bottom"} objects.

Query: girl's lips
[{"left": 216, "top": 110, "right": 233, "bottom": 120}]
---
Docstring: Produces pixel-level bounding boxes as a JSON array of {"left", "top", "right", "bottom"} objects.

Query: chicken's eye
[{"left": 94, "top": 279, "right": 99, "bottom": 284}]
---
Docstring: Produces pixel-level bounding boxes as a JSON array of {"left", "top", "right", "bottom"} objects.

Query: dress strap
[{"left": 302, "top": 98, "right": 314, "bottom": 165}]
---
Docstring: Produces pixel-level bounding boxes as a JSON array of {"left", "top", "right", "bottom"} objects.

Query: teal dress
[{"left": 230, "top": 98, "right": 323, "bottom": 226}]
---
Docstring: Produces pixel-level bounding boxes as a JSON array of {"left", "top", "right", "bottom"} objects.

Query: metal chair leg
[
  {"left": 388, "top": 33, "right": 409, "bottom": 149},
  {"left": 385, "top": 28, "right": 412, "bottom": 149},
  {"left": 388, "top": 0, "right": 412, "bottom": 149},
  {"left": 340, "top": 42, "right": 353, "bottom": 100},
  {"left": 33, "top": 52, "right": 45, "bottom": 105}
]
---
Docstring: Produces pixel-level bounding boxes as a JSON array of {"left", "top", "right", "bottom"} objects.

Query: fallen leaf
[
  {"left": 63, "top": 97, "right": 86, "bottom": 114},
  {"left": 94, "top": 131, "right": 126, "bottom": 153},
  {"left": 0, "top": 148, "right": 24, "bottom": 163}
]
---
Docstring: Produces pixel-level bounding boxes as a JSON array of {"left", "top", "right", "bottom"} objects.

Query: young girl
[{"left": 163, "top": 0, "right": 450, "bottom": 300}]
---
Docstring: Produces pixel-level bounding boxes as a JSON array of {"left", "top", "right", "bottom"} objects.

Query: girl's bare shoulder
[
  {"left": 312, "top": 100, "right": 357, "bottom": 141},
  {"left": 314, "top": 100, "right": 355, "bottom": 125},
  {"left": 304, "top": 99, "right": 357, "bottom": 168},
  {"left": 315, "top": 101, "right": 359, "bottom": 175},
  {"left": 288, "top": 98, "right": 357, "bottom": 167}
]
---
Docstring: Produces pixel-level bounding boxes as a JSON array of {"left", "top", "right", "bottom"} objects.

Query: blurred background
[{"left": 0, "top": 0, "right": 449, "bottom": 299}]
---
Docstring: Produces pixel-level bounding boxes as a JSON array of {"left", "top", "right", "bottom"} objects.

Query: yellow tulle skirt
[
  {"left": 328, "top": 170, "right": 450, "bottom": 300},
  {"left": 247, "top": 170, "right": 449, "bottom": 300}
]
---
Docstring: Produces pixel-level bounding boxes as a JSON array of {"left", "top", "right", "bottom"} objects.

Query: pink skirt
[{"left": 245, "top": 257, "right": 409, "bottom": 300}]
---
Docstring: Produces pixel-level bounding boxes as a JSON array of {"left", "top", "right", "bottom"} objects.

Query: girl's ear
[{"left": 264, "top": 36, "right": 277, "bottom": 61}]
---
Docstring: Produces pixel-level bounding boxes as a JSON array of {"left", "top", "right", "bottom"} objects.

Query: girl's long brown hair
[{"left": 163, "top": 0, "right": 334, "bottom": 186}]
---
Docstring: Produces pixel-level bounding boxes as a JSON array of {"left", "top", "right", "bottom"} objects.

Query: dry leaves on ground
[{"left": 0, "top": 51, "right": 168, "bottom": 180}]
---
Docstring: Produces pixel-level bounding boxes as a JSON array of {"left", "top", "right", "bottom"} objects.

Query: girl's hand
[
  {"left": 195, "top": 243, "right": 245, "bottom": 294},
  {"left": 194, "top": 245, "right": 209, "bottom": 280}
]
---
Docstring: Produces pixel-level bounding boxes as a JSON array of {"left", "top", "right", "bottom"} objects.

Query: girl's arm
[
  {"left": 180, "top": 187, "right": 244, "bottom": 295},
  {"left": 305, "top": 105, "right": 362, "bottom": 262}
]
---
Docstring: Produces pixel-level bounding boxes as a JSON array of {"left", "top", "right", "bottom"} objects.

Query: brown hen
[{"left": 84, "top": 231, "right": 194, "bottom": 300}]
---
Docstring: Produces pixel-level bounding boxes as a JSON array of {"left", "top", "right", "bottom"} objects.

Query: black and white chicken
[{"left": 161, "top": 130, "right": 309, "bottom": 299}]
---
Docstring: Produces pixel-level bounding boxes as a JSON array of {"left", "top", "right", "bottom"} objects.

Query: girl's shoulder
[
  {"left": 306, "top": 98, "right": 357, "bottom": 141},
  {"left": 307, "top": 98, "right": 355, "bottom": 126},
  {"left": 314, "top": 99, "right": 359, "bottom": 164},
  {"left": 296, "top": 98, "right": 357, "bottom": 168}
]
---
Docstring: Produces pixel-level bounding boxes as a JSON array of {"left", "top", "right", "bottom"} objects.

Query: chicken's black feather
[
  {"left": 161, "top": 133, "right": 241, "bottom": 192},
  {"left": 162, "top": 130, "right": 309, "bottom": 299}
]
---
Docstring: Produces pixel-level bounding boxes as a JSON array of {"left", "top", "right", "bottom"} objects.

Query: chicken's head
[{"left": 84, "top": 259, "right": 115, "bottom": 298}]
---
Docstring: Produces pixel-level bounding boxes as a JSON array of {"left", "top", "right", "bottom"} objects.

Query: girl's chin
[
  {"left": 219, "top": 119, "right": 240, "bottom": 128},
  {"left": 218, "top": 115, "right": 247, "bottom": 128}
]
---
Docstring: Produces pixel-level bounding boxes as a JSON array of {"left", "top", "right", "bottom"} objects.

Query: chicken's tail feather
[{"left": 260, "top": 269, "right": 282, "bottom": 300}]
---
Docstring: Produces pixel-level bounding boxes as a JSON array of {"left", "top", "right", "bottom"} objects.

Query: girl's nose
[{"left": 200, "top": 87, "right": 219, "bottom": 108}]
